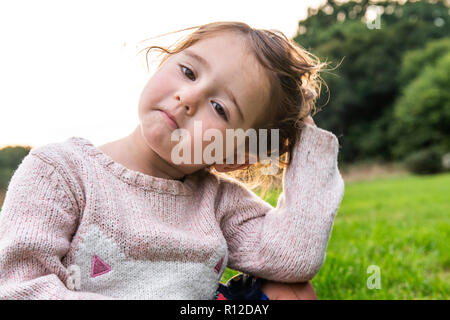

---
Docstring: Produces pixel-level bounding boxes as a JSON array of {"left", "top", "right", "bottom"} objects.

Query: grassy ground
[{"left": 221, "top": 173, "right": 450, "bottom": 300}]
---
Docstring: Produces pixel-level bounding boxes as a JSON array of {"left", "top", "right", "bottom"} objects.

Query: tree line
[{"left": 295, "top": 0, "right": 449, "bottom": 173}]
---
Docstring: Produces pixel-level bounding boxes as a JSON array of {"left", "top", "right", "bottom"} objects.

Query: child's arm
[
  {"left": 0, "top": 153, "right": 110, "bottom": 299},
  {"left": 217, "top": 124, "right": 345, "bottom": 283}
]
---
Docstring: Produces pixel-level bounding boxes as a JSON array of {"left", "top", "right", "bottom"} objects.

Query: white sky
[{"left": 0, "top": 0, "right": 325, "bottom": 148}]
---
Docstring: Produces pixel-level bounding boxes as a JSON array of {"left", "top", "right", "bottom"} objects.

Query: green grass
[{"left": 221, "top": 173, "right": 450, "bottom": 299}]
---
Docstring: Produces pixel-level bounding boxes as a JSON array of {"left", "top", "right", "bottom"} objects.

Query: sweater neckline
[{"left": 68, "top": 137, "right": 197, "bottom": 196}]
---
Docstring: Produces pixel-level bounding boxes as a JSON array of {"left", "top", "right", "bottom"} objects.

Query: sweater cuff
[{"left": 292, "top": 124, "right": 340, "bottom": 164}]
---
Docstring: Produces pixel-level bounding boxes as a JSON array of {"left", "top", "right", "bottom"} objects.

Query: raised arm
[
  {"left": 0, "top": 153, "right": 110, "bottom": 299},
  {"left": 217, "top": 124, "right": 345, "bottom": 282}
]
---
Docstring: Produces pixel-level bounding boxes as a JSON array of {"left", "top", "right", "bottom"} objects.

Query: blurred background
[{"left": 1, "top": 0, "right": 449, "bottom": 299}]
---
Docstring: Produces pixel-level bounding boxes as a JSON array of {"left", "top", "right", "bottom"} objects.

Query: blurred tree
[
  {"left": 397, "top": 37, "right": 450, "bottom": 89},
  {"left": 0, "top": 146, "right": 31, "bottom": 169},
  {"left": 0, "top": 146, "right": 31, "bottom": 191},
  {"left": 294, "top": 0, "right": 450, "bottom": 163},
  {"left": 389, "top": 52, "right": 450, "bottom": 160}
]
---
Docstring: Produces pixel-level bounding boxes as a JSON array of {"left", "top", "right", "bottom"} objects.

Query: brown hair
[{"left": 138, "top": 21, "right": 329, "bottom": 198}]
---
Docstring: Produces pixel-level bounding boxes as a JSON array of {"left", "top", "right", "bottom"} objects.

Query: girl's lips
[{"left": 159, "top": 110, "right": 178, "bottom": 129}]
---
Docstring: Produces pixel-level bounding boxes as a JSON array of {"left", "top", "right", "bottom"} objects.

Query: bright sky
[{"left": 0, "top": 0, "right": 325, "bottom": 149}]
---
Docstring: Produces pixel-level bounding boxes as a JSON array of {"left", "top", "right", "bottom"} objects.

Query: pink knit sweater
[{"left": 0, "top": 124, "right": 344, "bottom": 299}]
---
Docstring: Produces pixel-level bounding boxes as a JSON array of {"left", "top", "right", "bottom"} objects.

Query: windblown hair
[{"left": 139, "top": 21, "right": 330, "bottom": 198}]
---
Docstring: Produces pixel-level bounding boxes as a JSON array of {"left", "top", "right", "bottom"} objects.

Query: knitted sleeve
[
  {"left": 0, "top": 153, "right": 110, "bottom": 299},
  {"left": 216, "top": 124, "right": 345, "bottom": 283}
]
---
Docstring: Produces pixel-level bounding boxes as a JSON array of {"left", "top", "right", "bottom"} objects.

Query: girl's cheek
[{"left": 142, "top": 69, "right": 179, "bottom": 106}]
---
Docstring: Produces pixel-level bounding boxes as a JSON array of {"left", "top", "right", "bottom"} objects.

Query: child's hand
[{"left": 304, "top": 115, "right": 316, "bottom": 127}]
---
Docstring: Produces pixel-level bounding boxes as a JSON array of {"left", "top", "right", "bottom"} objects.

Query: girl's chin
[{"left": 140, "top": 126, "right": 171, "bottom": 151}]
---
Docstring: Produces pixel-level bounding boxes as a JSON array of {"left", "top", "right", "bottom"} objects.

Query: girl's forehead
[{"left": 182, "top": 33, "right": 250, "bottom": 65}]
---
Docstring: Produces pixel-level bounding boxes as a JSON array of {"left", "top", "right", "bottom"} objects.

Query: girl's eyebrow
[
  {"left": 182, "top": 49, "right": 245, "bottom": 122},
  {"left": 183, "top": 50, "right": 211, "bottom": 70}
]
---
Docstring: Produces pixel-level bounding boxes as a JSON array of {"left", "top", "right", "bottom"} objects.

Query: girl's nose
[
  {"left": 175, "top": 89, "right": 202, "bottom": 116},
  {"left": 175, "top": 94, "right": 194, "bottom": 115}
]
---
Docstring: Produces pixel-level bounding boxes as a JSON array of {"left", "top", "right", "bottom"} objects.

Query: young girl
[{"left": 0, "top": 22, "right": 344, "bottom": 300}]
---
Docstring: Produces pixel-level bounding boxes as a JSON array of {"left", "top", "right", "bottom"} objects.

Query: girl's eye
[
  {"left": 179, "top": 64, "right": 227, "bottom": 122},
  {"left": 181, "top": 65, "right": 196, "bottom": 81},
  {"left": 212, "top": 101, "right": 228, "bottom": 121}
]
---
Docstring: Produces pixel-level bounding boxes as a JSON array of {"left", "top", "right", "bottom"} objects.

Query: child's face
[{"left": 138, "top": 32, "right": 272, "bottom": 174}]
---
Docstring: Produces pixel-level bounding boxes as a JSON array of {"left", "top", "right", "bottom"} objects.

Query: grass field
[{"left": 221, "top": 172, "right": 450, "bottom": 300}]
